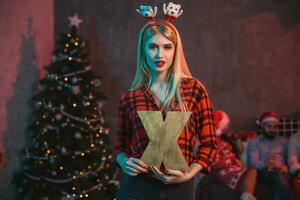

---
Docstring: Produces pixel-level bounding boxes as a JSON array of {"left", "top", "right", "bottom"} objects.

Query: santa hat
[
  {"left": 257, "top": 111, "right": 279, "bottom": 125},
  {"left": 214, "top": 111, "right": 230, "bottom": 136}
]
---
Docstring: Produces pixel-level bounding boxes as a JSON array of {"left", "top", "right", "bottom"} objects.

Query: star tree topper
[{"left": 68, "top": 14, "right": 83, "bottom": 29}]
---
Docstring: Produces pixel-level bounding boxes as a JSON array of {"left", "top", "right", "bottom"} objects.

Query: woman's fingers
[
  {"left": 123, "top": 157, "right": 148, "bottom": 176},
  {"left": 164, "top": 169, "right": 184, "bottom": 177},
  {"left": 148, "top": 167, "right": 188, "bottom": 184},
  {"left": 131, "top": 158, "right": 148, "bottom": 169},
  {"left": 127, "top": 158, "right": 148, "bottom": 173},
  {"left": 122, "top": 157, "right": 188, "bottom": 180},
  {"left": 124, "top": 165, "right": 139, "bottom": 176},
  {"left": 151, "top": 166, "right": 163, "bottom": 176},
  {"left": 150, "top": 166, "right": 167, "bottom": 182},
  {"left": 129, "top": 163, "right": 148, "bottom": 173}
]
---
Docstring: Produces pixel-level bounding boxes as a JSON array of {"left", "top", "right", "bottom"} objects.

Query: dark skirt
[{"left": 116, "top": 174, "right": 195, "bottom": 200}]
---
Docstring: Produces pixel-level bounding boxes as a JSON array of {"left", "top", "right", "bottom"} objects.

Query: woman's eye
[
  {"left": 164, "top": 45, "right": 173, "bottom": 50},
  {"left": 148, "top": 45, "right": 156, "bottom": 50}
]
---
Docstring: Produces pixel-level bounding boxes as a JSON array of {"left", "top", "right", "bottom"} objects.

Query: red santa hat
[
  {"left": 214, "top": 111, "right": 230, "bottom": 136},
  {"left": 257, "top": 111, "right": 279, "bottom": 125}
]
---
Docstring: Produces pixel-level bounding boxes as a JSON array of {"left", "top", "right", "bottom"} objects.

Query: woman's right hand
[{"left": 120, "top": 157, "right": 149, "bottom": 176}]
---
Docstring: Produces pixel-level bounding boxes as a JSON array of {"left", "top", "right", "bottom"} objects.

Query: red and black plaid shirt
[{"left": 114, "top": 77, "right": 217, "bottom": 171}]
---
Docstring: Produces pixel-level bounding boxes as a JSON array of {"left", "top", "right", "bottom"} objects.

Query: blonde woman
[{"left": 114, "top": 3, "right": 217, "bottom": 200}]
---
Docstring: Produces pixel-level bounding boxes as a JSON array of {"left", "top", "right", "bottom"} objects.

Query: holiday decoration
[
  {"left": 14, "top": 15, "right": 118, "bottom": 200},
  {"left": 163, "top": 2, "right": 183, "bottom": 22},
  {"left": 138, "top": 111, "right": 191, "bottom": 172},
  {"left": 68, "top": 14, "right": 83, "bottom": 29},
  {"left": 136, "top": 5, "right": 157, "bottom": 20}
]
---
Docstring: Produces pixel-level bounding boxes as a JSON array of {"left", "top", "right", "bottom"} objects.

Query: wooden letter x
[{"left": 138, "top": 111, "right": 191, "bottom": 172}]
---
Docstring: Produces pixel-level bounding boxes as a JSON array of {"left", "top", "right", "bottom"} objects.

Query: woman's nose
[{"left": 155, "top": 48, "right": 162, "bottom": 58}]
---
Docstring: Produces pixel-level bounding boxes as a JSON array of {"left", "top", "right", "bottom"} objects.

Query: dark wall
[
  {"left": 0, "top": 1, "right": 54, "bottom": 198},
  {"left": 54, "top": 0, "right": 300, "bottom": 135}
]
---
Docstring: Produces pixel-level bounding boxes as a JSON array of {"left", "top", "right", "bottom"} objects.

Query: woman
[
  {"left": 114, "top": 3, "right": 217, "bottom": 200},
  {"left": 211, "top": 111, "right": 257, "bottom": 200}
]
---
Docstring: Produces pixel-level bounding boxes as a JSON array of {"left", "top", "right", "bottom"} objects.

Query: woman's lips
[{"left": 155, "top": 61, "right": 165, "bottom": 68}]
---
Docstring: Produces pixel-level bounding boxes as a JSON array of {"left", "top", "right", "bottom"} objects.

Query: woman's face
[{"left": 144, "top": 33, "right": 175, "bottom": 73}]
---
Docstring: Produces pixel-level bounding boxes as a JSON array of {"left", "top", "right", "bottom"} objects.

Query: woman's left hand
[{"left": 149, "top": 166, "right": 192, "bottom": 184}]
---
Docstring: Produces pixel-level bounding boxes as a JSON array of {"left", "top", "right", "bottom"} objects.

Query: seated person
[
  {"left": 212, "top": 111, "right": 257, "bottom": 200},
  {"left": 247, "top": 111, "right": 294, "bottom": 200},
  {"left": 288, "top": 130, "right": 300, "bottom": 200},
  {"left": 226, "top": 131, "right": 257, "bottom": 164}
]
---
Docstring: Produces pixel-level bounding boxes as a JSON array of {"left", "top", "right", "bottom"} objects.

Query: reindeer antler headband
[{"left": 136, "top": 2, "right": 183, "bottom": 24}]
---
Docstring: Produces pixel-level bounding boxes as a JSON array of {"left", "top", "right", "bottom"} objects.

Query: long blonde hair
[{"left": 130, "top": 20, "right": 192, "bottom": 112}]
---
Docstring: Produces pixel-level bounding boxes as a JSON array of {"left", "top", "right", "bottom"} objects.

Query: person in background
[
  {"left": 247, "top": 111, "right": 294, "bottom": 200},
  {"left": 212, "top": 111, "right": 257, "bottom": 200},
  {"left": 225, "top": 131, "right": 257, "bottom": 165},
  {"left": 288, "top": 130, "right": 300, "bottom": 200}
]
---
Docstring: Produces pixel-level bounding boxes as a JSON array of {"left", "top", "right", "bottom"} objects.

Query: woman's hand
[
  {"left": 149, "top": 166, "right": 193, "bottom": 184},
  {"left": 121, "top": 157, "right": 149, "bottom": 176},
  {"left": 149, "top": 163, "right": 203, "bottom": 184}
]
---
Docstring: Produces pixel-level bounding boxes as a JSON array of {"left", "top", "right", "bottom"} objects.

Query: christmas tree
[{"left": 14, "top": 14, "right": 119, "bottom": 200}]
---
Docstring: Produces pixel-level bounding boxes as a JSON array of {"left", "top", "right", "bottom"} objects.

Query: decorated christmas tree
[{"left": 14, "top": 14, "right": 119, "bottom": 200}]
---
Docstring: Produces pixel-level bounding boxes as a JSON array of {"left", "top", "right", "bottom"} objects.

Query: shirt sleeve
[
  {"left": 193, "top": 87, "right": 218, "bottom": 172},
  {"left": 114, "top": 93, "right": 133, "bottom": 157},
  {"left": 212, "top": 142, "right": 231, "bottom": 171},
  {"left": 247, "top": 139, "right": 266, "bottom": 170},
  {"left": 288, "top": 133, "right": 300, "bottom": 174}
]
